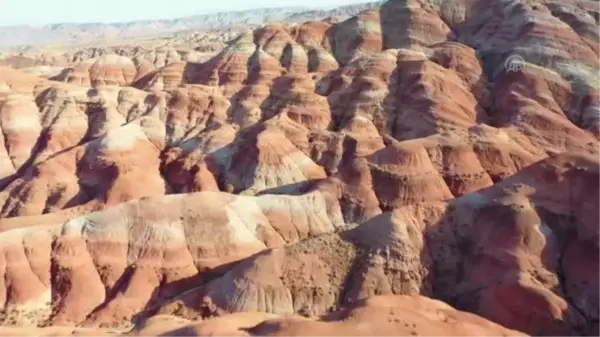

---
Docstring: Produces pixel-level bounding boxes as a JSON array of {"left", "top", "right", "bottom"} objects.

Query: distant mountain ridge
[{"left": 0, "top": 2, "right": 382, "bottom": 49}]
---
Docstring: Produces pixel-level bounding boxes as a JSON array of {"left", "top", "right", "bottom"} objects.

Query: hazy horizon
[{"left": 0, "top": 0, "right": 373, "bottom": 27}]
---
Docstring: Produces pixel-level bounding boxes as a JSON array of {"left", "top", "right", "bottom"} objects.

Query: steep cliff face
[{"left": 0, "top": 0, "right": 598, "bottom": 335}]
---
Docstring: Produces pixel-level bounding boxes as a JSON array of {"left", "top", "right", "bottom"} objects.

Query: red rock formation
[
  {"left": 0, "top": 295, "right": 524, "bottom": 336},
  {"left": 63, "top": 55, "right": 141, "bottom": 87},
  {"left": 0, "top": 0, "right": 598, "bottom": 335}
]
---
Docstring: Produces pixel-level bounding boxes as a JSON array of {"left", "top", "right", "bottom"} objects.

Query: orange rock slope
[
  {"left": 0, "top": 0, "right": 598, "bottom": 336},
  {"left": 0, "top": 295, "right": 523, "bottom": 336}
]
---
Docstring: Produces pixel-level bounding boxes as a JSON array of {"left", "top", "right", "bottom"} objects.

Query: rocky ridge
[
  {"left": 0, "top": 2, "right": 382, "bottom": 49},
  {"left": 0, "top": 0, "right": 598, "bottom": 335}
]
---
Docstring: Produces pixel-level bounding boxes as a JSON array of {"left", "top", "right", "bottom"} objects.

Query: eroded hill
[{"left": 0, "top": 0, "right": 598, "bottom": 335}]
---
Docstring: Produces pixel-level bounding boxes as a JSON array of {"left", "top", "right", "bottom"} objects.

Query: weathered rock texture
[
  {"left": 0, "top": 0, "right": 598, "bottom": 336},
  {"left": 0, "top": 3, "right": 381, "bottom": 48},
  {"left": 0, "top": 295, "right": 523, "bottom": 336}
]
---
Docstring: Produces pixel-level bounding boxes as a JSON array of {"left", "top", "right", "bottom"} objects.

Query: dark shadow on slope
[
  {"left": 0, "top": 87, "right": 113, "bottom": 215},
  {"left": 327, "top": 14, "right": 365, "bottom": 66},
  {"left": 0, "top": 85, "right": 69, "bottom": 190},
  {"left": 116, "top": 179, "right": 590, "bottom": 335},
  {"left": 428, "top": 41, "right": 493, "bottom": 125},
  {"left": 371, "top": 42, "right": 493, "bottom": 143},
  {"left": 257, "top": 75, "right": 299, "bottom": 122},
  {"left": 49, "top": 67, "right": 72, "bottom": 82},
  {"left": 336, "top": 213, "right": 435, "bottom": 305},
  {"left": 126, "top": 258, "right": 252, "bottom": 328},
  {"left": 159, "top": 139, "right": 235, "bottom": 194},
  {"left": 130, "top": 70, "right": 156, "bottom": 90},
  {"left": 381, "top": 59, "right": 446, "bottom": 141},
  {"left": 379, "top": 0, "right": 456, "bottom": 50},
  {"left": 424, "top": 160, "right": 596, "bottom": 335},
  {"left": 181, "top": 61, "right": 212, "bottom": 86},
  {"left": 256, "top": 179, "right": 325, "bottom": 196},
  {"left": 561, "top": 69, "right": 599, "bottom": 135},
  {"left": 306, "top": 48, "right": 321, "bottom": 73}
]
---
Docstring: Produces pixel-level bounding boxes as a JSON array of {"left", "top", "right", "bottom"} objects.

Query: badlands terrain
[
  {"left": 0, "top": 0, "right": 599, "bottom": 335},
  {"left": 0, "top": 3, "right": 383, "bottom": 48}
]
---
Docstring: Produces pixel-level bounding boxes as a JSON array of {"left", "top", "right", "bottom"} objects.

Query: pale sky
[{"left": 0, "top": 0, "right": 371, "bottom": 26}]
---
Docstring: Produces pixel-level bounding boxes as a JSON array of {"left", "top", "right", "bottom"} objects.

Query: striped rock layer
[{"left": 0, "top": 0, "right": 598, "bottom": 335}]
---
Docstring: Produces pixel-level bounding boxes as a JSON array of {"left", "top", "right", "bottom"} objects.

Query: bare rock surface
[
  {"left": 0, "top": 295, "right": 523, "bottom": 336},
  {"left": 0, "top": 0, "right": 598, "bottom": 335}
]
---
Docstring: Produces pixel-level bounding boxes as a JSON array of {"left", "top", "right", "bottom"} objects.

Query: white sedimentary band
[
  {"left": 225, "top": 197, "right": 266, "bottom": 243},
  {"left": 0, "top": 83, "right": 10, "bottom": 93},
  {"left": 0, "top": 225, "right": 58, "bottom": 245},
  {"left": 289, "top": 45, "right": 308, "bottom": 59},
  {"left": 360, "top": 19, "right": 382, "bottom": 34},
  {"left": 1, "top": 101, "right": 41, "bottom": 132},
  {"left": 315, "top": 48, "right": 338, "bottom": 64},
  {"left": 95, "top": 122, "right": 151, "bottom": 152},
  {"left": 93, "top": 54, "right": 136, "bottom": 67},
  {"left": 231, "top": 42, "right": 257, "bottom": 55},
  {"left": 256, "top": 190, "right": 344, "bottom": 236},
  {"left": 359, "top": 88, "right": 388, "bottom": 99},
  {"left": 242, "top": 150, "right": 324, "bottom": 193}
]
